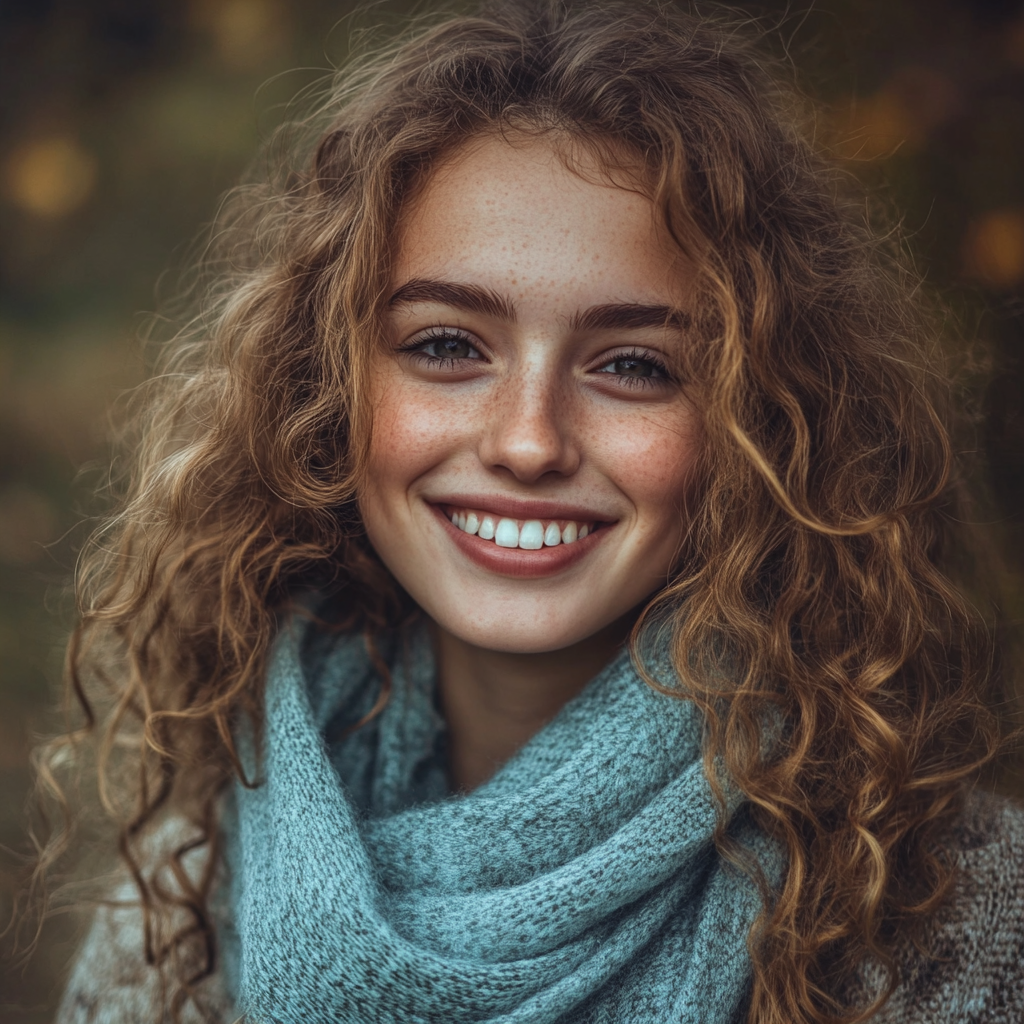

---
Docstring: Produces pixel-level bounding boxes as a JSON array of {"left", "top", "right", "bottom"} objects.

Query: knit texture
[
  {"left": 56, "top": 620, "right": 1024, "bottom": 1024},
  {"left": 222, "top": 618, "right": 776, "bottom": 1023}
]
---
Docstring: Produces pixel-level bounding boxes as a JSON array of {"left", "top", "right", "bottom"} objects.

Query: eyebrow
[
  {"left": 388, "top": 279, "right": 516, "bottom": 321},
  {"left": 569, "top": 303, "right": 688, "bottom": 333},
  {"left": 387, "top": 277, "right": 687, "bottom": 333}
]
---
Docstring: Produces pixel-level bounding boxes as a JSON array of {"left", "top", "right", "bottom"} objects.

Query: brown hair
[{"left": 28, "top": 2, "right": 1006, "bottom": 1021}]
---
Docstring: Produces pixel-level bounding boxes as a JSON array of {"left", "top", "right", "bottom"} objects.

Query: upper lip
[{"left": 426, "top": 493, "right": 618, "bottom": 523}]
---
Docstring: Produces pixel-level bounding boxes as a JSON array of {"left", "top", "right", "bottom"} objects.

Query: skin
[{"left": 359, "top": 135, "right": 701, "bottom": 790}]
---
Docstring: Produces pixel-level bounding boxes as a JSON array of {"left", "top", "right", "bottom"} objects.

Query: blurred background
[{"left": 1, "top": 0, "right": 1023, "bottom": 1019}]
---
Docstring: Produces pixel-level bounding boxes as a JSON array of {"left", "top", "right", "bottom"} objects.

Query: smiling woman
[
  {"left": 29, "top": 2, "right": 1024, "bottom": 1024},
  {"left": 367, "top": 138, "right": 697, "bottom": 635}
]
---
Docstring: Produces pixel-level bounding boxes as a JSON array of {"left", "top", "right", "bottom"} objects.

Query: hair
[{"left": 24, "top": 1, "right": 1010, "bottom": 1022}]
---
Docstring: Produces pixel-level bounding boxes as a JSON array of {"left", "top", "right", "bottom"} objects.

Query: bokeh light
[
  {"left": 5, "top": 137, "right": 98, "bottom": 218},
  {"left": 834, "top": 67, "right": 961, "bottom": 161},
  {"left": 963, "top": 209, "right": 1024, "bottom": 289},
  {"left": 191, "top": 0, "right": 293, "bottom": 71}
]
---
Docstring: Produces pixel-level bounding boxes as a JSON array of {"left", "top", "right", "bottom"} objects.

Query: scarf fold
[{"left": 226, "top": 617, "right": 774, "bottom": 1023}]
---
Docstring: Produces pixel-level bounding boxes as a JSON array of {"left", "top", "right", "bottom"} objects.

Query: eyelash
[
  {"left": 399, "top": 330, "right": 673, "bottom": 389},
  {"left": 397, "top": 328, "right": 479, "bottom": 370},
  {"left": 596, "top": 348, "right": 672, "bottom": 390}
]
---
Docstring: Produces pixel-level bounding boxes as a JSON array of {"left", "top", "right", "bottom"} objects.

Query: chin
[{"left": 430, "top": 604, "right": 614, "bottom": 655}]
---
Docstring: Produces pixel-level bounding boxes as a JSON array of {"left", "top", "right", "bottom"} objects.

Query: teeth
[
  {"left": 495, "top": 518, "right": 520, "bottom": 548},
  {"left": 446, "top": 507, "right": 600, "bottom": 550},
  {"left": 519, "top": 520, "right": 544, "bottom": 549}
]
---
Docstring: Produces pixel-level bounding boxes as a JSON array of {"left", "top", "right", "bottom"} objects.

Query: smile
[
  {"left": 430, "top": 500, "right": 614, "bottom": 579},
  {"left": 444, "top": 505, "right": 597, "bottom": 549}
]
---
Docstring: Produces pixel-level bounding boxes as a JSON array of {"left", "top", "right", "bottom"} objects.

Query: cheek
[
  {"left": 362, "top": 375, "right": 468, "bottom": 512},
  {"left": 590, "top": 404, "right": 701, "bottom": 529}
]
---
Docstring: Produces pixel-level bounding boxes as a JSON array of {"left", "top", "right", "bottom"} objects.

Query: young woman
[{"left": 47, "top": 2, "right": 1024, "bottom": 1022}]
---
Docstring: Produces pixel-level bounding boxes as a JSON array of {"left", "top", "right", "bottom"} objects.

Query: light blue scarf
[{"left": 225, "top": 617, "right": 774, "bottom": 1023}]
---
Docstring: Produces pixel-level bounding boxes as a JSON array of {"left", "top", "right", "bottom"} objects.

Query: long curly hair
[{"left": 28, "top": 1, "right": 1008, "bottom": 1021}]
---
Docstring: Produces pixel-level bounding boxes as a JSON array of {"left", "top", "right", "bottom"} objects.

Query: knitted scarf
[{"left": 224, "top": 617, "right": 774, "bottom": 1023}]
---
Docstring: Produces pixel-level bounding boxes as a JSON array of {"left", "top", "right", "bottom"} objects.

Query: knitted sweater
[{"left": 58, "top": 791, "right": 1024, "bottom": 1023}]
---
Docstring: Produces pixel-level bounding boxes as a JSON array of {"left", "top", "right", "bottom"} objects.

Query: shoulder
[
  {"left": 851, "top": 787, "right": 1024, "bottom": 1023},
  {"left": 948, "top": 785, "right": 1024, "bottom": 903},
  {"left": 57, "top": 884, "right": 229, "bottom": 1024},
  {"left": 56, "top": 820, "right": 234, "bottom": 1024}
]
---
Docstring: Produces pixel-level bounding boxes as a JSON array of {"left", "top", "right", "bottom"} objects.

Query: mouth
[
  {"left": 442, "top": 504, "right": 603, "bottom": 549},
  {"left": 429, "top": 499, "right": 615, "bottom": 579}
]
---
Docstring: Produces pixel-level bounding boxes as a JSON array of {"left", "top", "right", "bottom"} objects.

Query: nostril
[{"left": 482, "top": 427, "right": 581, "bottom": 482}]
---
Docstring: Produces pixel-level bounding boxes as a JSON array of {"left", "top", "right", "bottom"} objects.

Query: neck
[{"left": 432, "top": 616, "right": 632, "bottom": 792}]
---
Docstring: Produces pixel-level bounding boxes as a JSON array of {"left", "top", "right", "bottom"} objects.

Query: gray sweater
[{"left": 58, "top": 788, "right": 1024, "bottom": 1023}]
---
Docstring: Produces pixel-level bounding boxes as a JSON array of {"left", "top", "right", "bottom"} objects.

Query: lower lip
[{"left": 430, "top": 504, "right": 610, "bottom": 579}]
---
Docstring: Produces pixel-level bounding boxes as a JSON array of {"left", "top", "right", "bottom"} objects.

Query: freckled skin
[{"left": 359, "top": 136, "right": 701, "bottom": 654}]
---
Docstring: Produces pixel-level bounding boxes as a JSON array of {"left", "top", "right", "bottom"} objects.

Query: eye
[
  {"left": 593, "top": 349, "right": 671, "bottom": 389},
  {"left": 400, "top": 328, "right": 484, "bottom": 368}
]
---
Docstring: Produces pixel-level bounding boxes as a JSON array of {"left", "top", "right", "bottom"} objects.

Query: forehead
[{"left": 392, "top": 135, "right": 686, "bottom": 311}]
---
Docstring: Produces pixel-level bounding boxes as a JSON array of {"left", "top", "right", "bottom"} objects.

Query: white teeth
[
  {"left": 448, "top": 507, "right": 598, "bottom": 548},
  {"left": 518, "top": 520, "right": 544, "bottom": 549},
  {"left": 495, "top": 518, "right": 520, "bottom": 548}
]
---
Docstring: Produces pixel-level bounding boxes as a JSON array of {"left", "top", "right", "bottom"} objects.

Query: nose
[{"left": 478, "top": 366, "right": 581, "bottom": 483}]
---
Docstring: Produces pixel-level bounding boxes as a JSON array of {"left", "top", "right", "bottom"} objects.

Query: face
[{"left": 358, "top": 135, "right": 701, "bottom": 654}]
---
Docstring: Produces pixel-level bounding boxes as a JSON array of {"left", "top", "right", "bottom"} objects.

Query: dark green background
[{"left": 2, "top": 1, "right": 1023, "bottom": 1020}]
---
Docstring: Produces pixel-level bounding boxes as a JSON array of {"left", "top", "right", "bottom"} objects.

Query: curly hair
[{"left": 28, "top": 2, "right": 1007, "bottom": 1021}]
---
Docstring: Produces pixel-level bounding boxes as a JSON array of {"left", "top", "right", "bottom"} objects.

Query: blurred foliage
[{"left": 1, "top": 0, "right": 1023, "bottom": 1020}]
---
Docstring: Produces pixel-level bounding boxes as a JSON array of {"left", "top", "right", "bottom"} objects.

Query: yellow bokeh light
[
  {"left": 192, "top": 0, "right": 290, "bottom": 71},
  {"left": 5, "top": 136, "right": 98, "bottom": 218},
  {"left": 833, "top": 68, "right": 959, "bottom": 163},
  {"left": 835, "top": 91, "right": 916, "bottom": 161},
  {"left": 962, "top": 209, "right": 1024, "bottom": 290}
]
